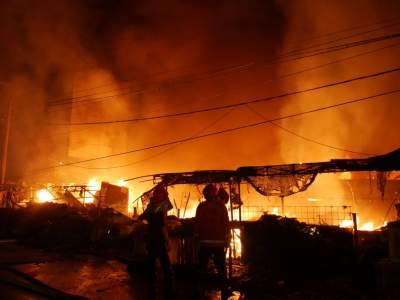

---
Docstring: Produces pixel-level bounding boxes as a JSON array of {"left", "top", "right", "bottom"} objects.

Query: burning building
[{"left": 1, "top": 0, "right": 400, "bottom": 298}]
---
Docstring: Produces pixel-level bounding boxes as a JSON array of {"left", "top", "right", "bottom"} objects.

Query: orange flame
[{"left": 36, "top": 189, "right": 55, "bottom": 203}]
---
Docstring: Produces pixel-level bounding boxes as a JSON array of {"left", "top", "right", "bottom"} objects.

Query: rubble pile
[
  {"left": 0, "top": 203, "right": 133, "bottom": 250},
  {"left": 240, "top": 215, "right": 356, "bottom": 297}
]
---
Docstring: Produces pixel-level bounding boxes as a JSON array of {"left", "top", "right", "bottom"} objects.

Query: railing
[{"left": 232, "top": 205, "right": 353, "bottom": 226}]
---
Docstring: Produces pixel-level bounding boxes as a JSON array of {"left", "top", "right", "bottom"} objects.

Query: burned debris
[{"left": 0, "top": 150, "right": 399, "bottom": 299}]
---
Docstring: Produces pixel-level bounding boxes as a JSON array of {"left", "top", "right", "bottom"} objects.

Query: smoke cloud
[
  {"left": 0, "top": 0, "right": 287, "bottom": 183},
  {"left": 1, "top": 0, "right": 399, "bottom": 224},
  {"left": 0, "top": 0, "right": 399, "bottom": 189}
]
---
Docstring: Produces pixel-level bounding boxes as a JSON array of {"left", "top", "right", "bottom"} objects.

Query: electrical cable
[
  {"left": 286, "top": 16, "right": 400, "bottom": 46},
  {"left": 43, "top": 43, "right": 399, "bottom": 153},
  {"left": 281, "top": 20, "right": 400, "bottom": 58},
  {"left": 245, "top": 104, "right": 374, "bottom": 156},
  {"left": 34, "top": 88, "right": 400, "bottom": 171},
  {"left": 44, "top": 41, "right": 400, "bottom": 137},
  {"left": 47, "top": 17, "right": 400, "bottom": 101},
  {"left": 46, "top": 31, "right": 400, "bottom": 109},
  {"left": 260, "top": 42, "right": 400, "bottom": 85},
  {"left": 50, "top": 67, "right": 400, "bottom": 126},
  {"left": 69, "top": 107, "right": 236, "bottom": 170}
]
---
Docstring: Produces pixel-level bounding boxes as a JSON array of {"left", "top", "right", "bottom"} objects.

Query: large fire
[
  {"left": 177, "top": 201, "right": 385, "bottom": 232},
  {"left": 84, "top": 177, "right": 101, "bottom": 204},
  {"left": 36, "top": 188, "right": 55, "bottom": 203},
  {"left": 339, "top": 217, "right": 387, "bottom": 232},
  {"left": 35, "top": 177, "right": 134, "bottom": 210},
  {"left": 35, "top": 176, "right": 390, "bottom": 263},
  {"left": 33, "top": 178, "right": 393, "bottom": 263}
]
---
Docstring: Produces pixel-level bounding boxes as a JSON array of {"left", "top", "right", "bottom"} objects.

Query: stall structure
[
  {"left": 141, "top": 148, "right": 400, "bottom": 221},
  {"left": 134, "top": 149, "right": 400, "bottom": 276}
]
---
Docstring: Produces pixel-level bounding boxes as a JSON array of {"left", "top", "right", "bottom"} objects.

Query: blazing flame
[
  {"left": 36, "top": 189, "right": 55, "bottom": 203},
  {"left": 116, "top": 179, "right": 127, "bottom": 187},
  {"left": 339, "top": 218, "right": 386, "bottom": 231},
  {"left": 227, "top": 228, "right": 242, "bottom": 259},
  {"left": 270, "top": 207, "right": 279, "bottom": 215},
  {"left": 339, "top": 219, "right": 354, "bottom": 228},
  {"left": 84, "top": 177, "right": 101, "bottom": 204},
  {"left": 35, "top": 177, "right": 133, "bottom": 212},
  {"left": 359, "top": 222, "right": 375, "bottom": 231},
  {"left": 307, "top": 198, "right": 321, "bottom": 202}
]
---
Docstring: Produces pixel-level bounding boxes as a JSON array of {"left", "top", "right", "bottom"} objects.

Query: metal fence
[{"left": 232, "top": 205, "right": 353, "bottom": 226}]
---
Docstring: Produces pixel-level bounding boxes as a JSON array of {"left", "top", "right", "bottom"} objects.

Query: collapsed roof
[{"left": 149, "top": 148, "right": 400, "bottom": 198}]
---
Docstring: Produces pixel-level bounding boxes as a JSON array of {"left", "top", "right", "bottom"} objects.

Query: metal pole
[
  {"left": 228, "top": 182, "right": 234, "bottom": 279},
  {"left": 352, "top": 213, "right": 358, "bottom": 250},
  {"left": 1, "top": 98, "right": 12, "bottom": 184},
  {"left": 238, "top": 181, "right": 242, "bottom": 222}
]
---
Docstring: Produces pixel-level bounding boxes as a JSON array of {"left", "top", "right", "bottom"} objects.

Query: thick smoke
[
  {"left": 1, "top": 0, "right": 399, "bottom": 224},
  {"left": 275, "top": 0, "right": 400, "bottom": 225},
  {"left": 277, "top": 0, "right": 400, "bottom": 162},
  {"left": 0, "top": 0, "right": 399, "bottom": 190},
  {"left": 0, "top": 0, "right": 286, "bottom": 183}
]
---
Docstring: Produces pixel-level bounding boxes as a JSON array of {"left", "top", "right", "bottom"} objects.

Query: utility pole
[{"left": 1, "top": 98, "right": 12, "bottom": 184}]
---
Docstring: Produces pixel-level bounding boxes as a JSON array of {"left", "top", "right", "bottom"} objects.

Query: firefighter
[
  {"left": 195, "top": 184, "right": 230, "bottom": 280},
  {"left": 138, "top": 184, "right": 173, "bottom": 286}
]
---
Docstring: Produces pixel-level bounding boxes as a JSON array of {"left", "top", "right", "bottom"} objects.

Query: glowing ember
[
  {"left": 339, "top": 218, "right": 384, "bottom": 231},
  {"left": 270, "top": 207, "right": 279, "bottom": 215},
  {"left": 359, "top": 222, "right": 375, "bottom": 231},
  {"left": 339, "top": 172, "right": 352, "bottom": 180},
  {"left": 116, "top": 179, "right": 127, "bottom": 187},
  {"left": 339, "top": 219, "right": 354, "bottom": 228},
  {"left": 307, "top": 198, "right": 321, "bottom": 202},
  {"left": 229, "top": 228, "right": 242, "bottom": 258},
  {"left": 36, "top": 189, "right": 55, "bottom": 203},
  {"left": 85, "top": 177, "right": 101, "bottom": 204}
]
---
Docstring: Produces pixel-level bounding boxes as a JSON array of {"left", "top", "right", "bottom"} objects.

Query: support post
[
  {"left": 1, "top": 98, "right": 12, "bottom": 184},
  {"left": 228, "top": 182, "right": 234, "bottom": 280},
  {"left": 352, "top": 213, "right": 358, "bottom": 250},
  {"left": 238, "top": 181, "right": 242, "bottom": 222}
]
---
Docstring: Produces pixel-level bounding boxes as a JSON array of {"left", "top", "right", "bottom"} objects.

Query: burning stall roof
[{"left": 147, "top": 148, "right": 400, "bottom": 198}]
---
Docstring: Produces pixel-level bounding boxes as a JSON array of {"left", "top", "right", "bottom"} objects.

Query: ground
[{"left": 0, "top": 240, "right": 241, "bottom": 299}]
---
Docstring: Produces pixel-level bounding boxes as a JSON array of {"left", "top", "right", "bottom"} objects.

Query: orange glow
[
  {"left": 339, "top": 219, "right": 354, "bottom": 228},
  {"left": 116, "top": 179, "right": 127, "bottom": 187},
  {"left": 359, "top": 222, "right": 375, "bottom": 231},
  {"left": 339, "top": 217, "right": 386, "bottom": 231},
  {"left": 307, "top": 198, "right": 321, "bottom": 202},
  {"left": 36, "top": 189, "right": 55, "bottom": 203},
  {"left": 228, "top": 228, "right": 242, "bottom": 259},
  {"left": 84, "top": 177, "right": 101, "bottom": 204},
  {"left": 339, "top": 172, "right": 352, "bottom": 180},
  {"left": 270, "top": 207, "right": 279, "bottom": 215}
]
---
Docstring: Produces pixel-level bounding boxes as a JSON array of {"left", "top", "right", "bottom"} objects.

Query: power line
[
  {"left": 260, "top": 42, "right": 400, "bottom": 85},
  {"left": 69, "top": 108, "right": 236, "bottom": 170},
  {"left": 50, "top": 67, "right": 400, "bottom": 126},
  {"left": 48, "top": 17, "right": 400, "bottom": 101},
  {"left": 47, "top": 31, "right": 400, "bottom": 109},
  {"left": 43, "top": 42, "right": 400, "bottom": 139},
  {"left": 286, "top": 17, "right": 400, "bottom": 46},
  {"left": 281, "top": 20, "right": 400, "bottom": 58},
  {"left": 275, "top": 32, "right": 400, "bottom": 63},
  {"left": 245, "top": 104, "right": 375, "bottom": 156},
  {"left": 35, "top": 88, "right": 400, "bottom": 171}
]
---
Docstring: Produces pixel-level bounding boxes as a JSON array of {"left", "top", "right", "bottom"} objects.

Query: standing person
[
  {"left": 139, "top": 184, "right": 173, "bottom": 287},
  {"left": 195, "top": 184, "right": 230, "bottom": 280}
]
